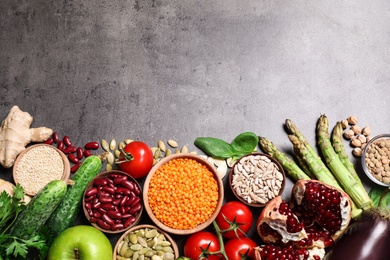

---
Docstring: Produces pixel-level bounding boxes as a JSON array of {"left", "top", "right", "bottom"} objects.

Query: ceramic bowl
[
  {"left": 13, "top": 144, "right": 70, "bottom": 196},
  {"left": 143, "top": 153, "right": 224, "bottom": 235},
  {"left": 113, "top": 224, "right": 179, "bottom": 259},
  {"left": 229, "top": 152, "right": 286, "bottom": 207},
  {"left": 83, "top": 170, "right": 143, "bottom": 233},
  {"left": 361, "top": 134, "right": 390, "bottom": 187}
]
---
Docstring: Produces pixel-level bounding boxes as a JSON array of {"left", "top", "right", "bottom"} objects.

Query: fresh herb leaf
[
  {"left": 369, "top": 185, "right": 390, "bottom": 208},
  {"left": 194, "top": 132, "right": 259, "bottom": 162},
  {"left": 0, "top": 185, "right": 26, "bottom": 233},
  {"left": 231, "top": 132, "right": 259, "bottom": 152},
  {"left": 1, "top": 234, "right": 46, "bottom": 259},
  {"left": 194, "top": 137, "right": 236, "bottom": 159}
]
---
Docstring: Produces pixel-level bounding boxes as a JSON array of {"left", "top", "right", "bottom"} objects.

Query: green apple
[{"left": 47, "top": 225, "right": 112, "bottom": 260}]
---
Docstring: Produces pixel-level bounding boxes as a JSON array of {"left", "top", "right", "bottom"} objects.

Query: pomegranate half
[{"left": 257, "top": 180, "right": 352, "bottom": 251}]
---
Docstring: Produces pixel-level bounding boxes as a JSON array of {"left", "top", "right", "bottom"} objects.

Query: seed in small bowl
[
  {"left": 13, "top": 144, "right": 70, "bottom": 196},
  {"left": 361, "top": 134, "right": 390, "bottom": 187},
  {"left": 83, "top": 170, "right": 143, "bottom": 233},
  {"left": 143, "top": 154, "right": 224, "bottom": 235},
  {"left": 113, "top": 224, "right": 179, "bottom": 260},
  {"left": 229, "top": 152, "right": 286, "bottom": 207}
]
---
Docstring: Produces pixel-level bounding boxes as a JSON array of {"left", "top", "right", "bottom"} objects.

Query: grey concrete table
[{"left": 1, "top": 0, "right": 390, "bottom": 256}]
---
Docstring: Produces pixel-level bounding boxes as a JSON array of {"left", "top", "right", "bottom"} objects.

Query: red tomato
[
  {"left": 215, "top": 201, "right": 253, "bottom": 239},
  {"left": 118, "top": 141, "right": 153, "bottom": 178},
  {"left": 225, "top": 237, "right": 257, "bottom": 260},
  {"left": 184, "top": 231, "right": 221, "bottom": 260}
]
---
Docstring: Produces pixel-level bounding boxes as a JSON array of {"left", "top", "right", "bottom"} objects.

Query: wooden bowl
[
  {"left": 13, "top": 144, "right": 70, "bottom": 196},
  {"left": 113, "top": 224, "right": 179, "bottom": 260},
  {"left": 143, "top": 153, "right": 224, "bottom": 235},
  {"left": 82, "top": 170, "right": 143, "bottom": 234},
  {"left": 229, "top": 152, "right": 286, "bottom": 207}
]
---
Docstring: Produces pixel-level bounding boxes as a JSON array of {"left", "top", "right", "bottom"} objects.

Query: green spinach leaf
[{"left": 231, "top": 132, "right": 259, "bottom": 152}]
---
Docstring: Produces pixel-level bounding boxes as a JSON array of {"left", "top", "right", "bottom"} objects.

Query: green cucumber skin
[
  {"left": 9, "top": 180, "right": 67, "bottom": 240},
  {"left": 43, "top": 155, "right": 102, "bottom": 243}
]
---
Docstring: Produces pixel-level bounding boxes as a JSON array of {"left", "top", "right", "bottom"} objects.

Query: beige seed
[
  {"left": 343, "top": 129, "right": 355, "bottom": 140},
  {"left": 350, "top": 125, "right": 361, "bottom": 135},
  {"left": 158, "top": 140, "right": 166, "bottom": 152},
  {"left": 167, "top": 140, "right": 178, "bottom": 148},
  {"left": 154, "top": 149, "right": 162, "bottom": 159},
  {"left": 350, "top": 138, "right": 362, "bottom": 148},
  {"left": 118, "top": 141, "right": 125, "bottom": 150},
  {"left": 165, "top": 149, "right": 172, "bottom": 157},
  {"left": 107, "top": 152, "right": 115, "bottom": 165},
  {"left": 347, "top": 116, "right": 358, "bottom": 125},
  {"left": 180, "top": 145, "right": 188, "bottom": 153},
  {"left": 114, "top": 150, "right": 121, "bottom": 158},
  {"left": 124, "top": 139, "right": 134, "bottom": 144},
  {"left": 101, "top": 139, "right": 110, "bottom": 151},
  {"left": 341, "top": 119, "right": 349, "bottom": 129},
  {"left": 106, "top": 163, "right": 112, "bottom": 171},
  {"left": 361, "top": 127, "right": 371, "bottom": 136},
  {"left": 175, "top": 148, "right": 180, "bottom": 154},
  {"left": 109, "top": 138, "right": 116, "bottom": 151}
]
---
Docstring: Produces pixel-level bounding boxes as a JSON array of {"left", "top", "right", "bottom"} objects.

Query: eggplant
[{"left": 325, "top": 207, "right": 390, "bottom": 260}]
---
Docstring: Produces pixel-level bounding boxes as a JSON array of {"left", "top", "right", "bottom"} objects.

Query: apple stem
[{"left": 74, "top": 248, "right": 80, "bottom": 259}]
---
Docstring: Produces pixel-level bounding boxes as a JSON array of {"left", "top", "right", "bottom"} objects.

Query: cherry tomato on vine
[
  {"left": 184, "top": 231, "right": 221, "bottom": 260},
  {"left": 225, "top": 237, "right": 257, "bottom": 260},
  {"left": 117, "top": 141, "right": 153, "bottom": 178},
  {"left": 215, "top": 201, "right": 253, "bottom": 239}
]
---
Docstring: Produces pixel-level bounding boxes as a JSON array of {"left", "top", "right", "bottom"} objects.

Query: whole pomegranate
[{"left": 255, "top": 180, "right": 352, "bottom": 259}]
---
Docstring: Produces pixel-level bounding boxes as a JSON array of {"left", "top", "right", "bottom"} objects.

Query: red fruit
[
  {"left": 257, "top": 180, "right": 352, "bottom": 250},
  {"left": 253, "top": 244, "right": 324, "bottom": 260}
]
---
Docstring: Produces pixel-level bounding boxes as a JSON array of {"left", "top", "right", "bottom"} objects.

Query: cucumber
[
  {"left": 8, "top": 179, "right": 67, "bottom": 240},
  {"left": 42, "top": 154, "right": 103, "bottom": 244}
]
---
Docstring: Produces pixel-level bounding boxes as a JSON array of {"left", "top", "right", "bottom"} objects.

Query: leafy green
[
  {"left": 0, "top": 185, "right": 47, "bottom": 259},
  {"left": 369, "top": 185, "right": 390, "bottom": 208},
  {"left": 194, "top": 132, "right": 259, "bottom": 161}
]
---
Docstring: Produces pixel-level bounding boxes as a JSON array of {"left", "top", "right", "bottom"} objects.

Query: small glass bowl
[{"left": 361, "top": 134, "right": 390, "bottom": 187}]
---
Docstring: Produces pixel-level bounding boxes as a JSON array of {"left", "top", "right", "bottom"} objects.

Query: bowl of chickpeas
[
  {"left": 142, "top": 153, "right": 224, "bottom": 235},
  {"left": 361, "top": 134, "right": 390, "bottom": 187}
]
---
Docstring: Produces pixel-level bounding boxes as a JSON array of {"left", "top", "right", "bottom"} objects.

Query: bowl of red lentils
[
  {"left": 82, "top": 170, "right": 144, "bottom": 233},
  {"left": 13, "top": 144, "right": 71, "bottom": 196},
  {"left": 143, "top": 153, "right": 224, "bottom": 235},
  {"left": 361, "top": 134, "right": 390, "bottom": 187},
  {"left": 229, "top": 152, "right": 286, "bottom": 207}
]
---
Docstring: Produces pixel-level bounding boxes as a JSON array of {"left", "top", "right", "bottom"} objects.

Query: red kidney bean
[
  {"left": 111, "top": 223, "right": 124, "bottom": 231},
  {"left": 97, "top": 207, "right": 107, "bottom": 215},
  {"left": 120, "top": 196, "right": 129, "bottom": 207},
  {"left": 107, "top": 210, "right": 122, "bottom": 220},
  {"left": 63, "top": 146, "right": 77, "bottom": 154},
  {"left": 113, "top": 198, "right": 121, "bottom": 205},
  {"left": 70, "top": 162, "right": 81, "bottom": 173},
  {"left": 102, "top": 186, "right": 115, "bottom": 195},
  {"left": 119, "top": 206, "right": 127, "bottom": 215},
  {"left": 90, "top": 217, "right": 98, "bottom": 223},
  {"left": 101, "top": 214, "right": 115, "bottom": 225},
  {"left": 114, "top": 194, "right": 123, "bottom": 199},
  {"left": 85, "top": 142, "right": 99, "bottom": 150},
  {"left": 93, "top": 211, "right": 102, "bottom": 219},
  {"left": 113, "top": 175, "right": 128, "bottom": 185},
  {"left": 85, "top": 187, "right": 98, "bottom": 197},
  {"left": 52, "top": 132, "right": 59, "bottom": 143},
  {"left": 88, "top": 209, "right": 94, "bottom": 217},
  {"left": 97, "top": 190, "right": 109, "bottom": 198},
  {"left": 121, "top": 213, "right": 133, "bottom": 219},
  {"left": 133, "top": 185, "right": 141, "bottom": 196},
  {"left": 57, "top": 141, "right": 64, "bottom": 151},
  {"left": 96, "top": 219, "right": 111, "bottom": 230},
  {"left": 85, "top": 195, "right": 94, "bottom": 202},
  {"left": 99, "top": 196, "right": 113, "bottom": 204},
  {"left": 129, "top": 203, "right": 142, "bottom": 215},
  {"left": 63, "top": 136, "right": 72, "bottom": 147},
  {"left": 68, "top": 153, "right": 79, "bottom": 164},
  {"left": 84, "top": 202, "right": 92, "bottom": 210},
  {"left": 115, "top": 187, "right": 131, "bottom": 195},
  {"left": 93, "top": 178, "right": 108, "bottom": 187},
  {"left": 121, "top": 180, "right": 135, "bottom": 191},
  {"left": 130, "top": 197, "right": 141, "bottom": 207},
  {"left": 92, "top": 201, "right": 101, "bottom": 209},
  {"left": 101, "top": 203, "right": 115, "bottom": 210},
  {"left": 84, "top": 150, "right": 92, "bottom": 157},
  {"left": 124, "top": 216, "right": 136, "bottom": 228},
  {"left": 76, "top": 147, "right": 84, "bottom": 159},
  {"left": 44, "top": 138, "right": 54, "bottom": 145},
  {"left": 125, "top": 194, "right": 136, "bottom": 206}
]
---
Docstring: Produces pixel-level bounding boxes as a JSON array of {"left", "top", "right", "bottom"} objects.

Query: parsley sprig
[{"left": 0, "top": 185, "right": 47, "bottom": 259}]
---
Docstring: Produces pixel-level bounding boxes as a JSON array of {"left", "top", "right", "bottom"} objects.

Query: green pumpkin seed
[
  {"left": 119, "top": 241, "right": 129, "bottom": 256},
  {"left": 130, "top": 244, "right": 143, "bottom": 251},
  {"left": 158, "top": 241, "right": 171, "bottom": 247},
  {"left": 152, "top": 255, "right": 163, "bottom": 260},
  {"left": 132, "top": 251, "right": 139, "bottom": 260},
  {"left": 158, "top": 140, "right": 166, "bottom": 152},
  {"left": 145, "top": 229, "right": 158, "bottom": 238},
  {"left": 138, "top": 236, "right": 148, "bottom": 247},
  {"left": 162, "top": 252, "right": 175, "bottom": 260},
  {"left": 129, "top": 233, "right": 138, "bottom": 244},
  {"left": 124, "top": 249, "right": 135, "bottom": 258}
]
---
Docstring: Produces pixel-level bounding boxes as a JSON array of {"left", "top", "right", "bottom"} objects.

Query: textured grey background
[{"left": 1, "top": 0, "right": 390, "bottom": 255}]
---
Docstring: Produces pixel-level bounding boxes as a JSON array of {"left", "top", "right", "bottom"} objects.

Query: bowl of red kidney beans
[{"left": 82, "top": 170, "right": 143, "bottom": 233}]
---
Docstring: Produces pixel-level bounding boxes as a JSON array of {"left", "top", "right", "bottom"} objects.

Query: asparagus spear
[
  {"left": 286, "top": 120, "right": 363, "bottom": 218},
  {"left": 331, "top": 121, "right": 362, "bottom": 185},
  {"left": 258, "top": 136, "right": 311, "bottom": 182},
  {"left": 317, "top": 115, "right": 373, "bottom": 211}
]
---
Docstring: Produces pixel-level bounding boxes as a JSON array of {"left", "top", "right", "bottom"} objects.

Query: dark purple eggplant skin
[{"left": 325, "top": 208, "right": 390, "bottom": 260}]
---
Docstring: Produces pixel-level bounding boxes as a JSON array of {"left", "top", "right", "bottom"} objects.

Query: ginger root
[{"left": 0, "top": 106, "right": 53, "bottom": 168}]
